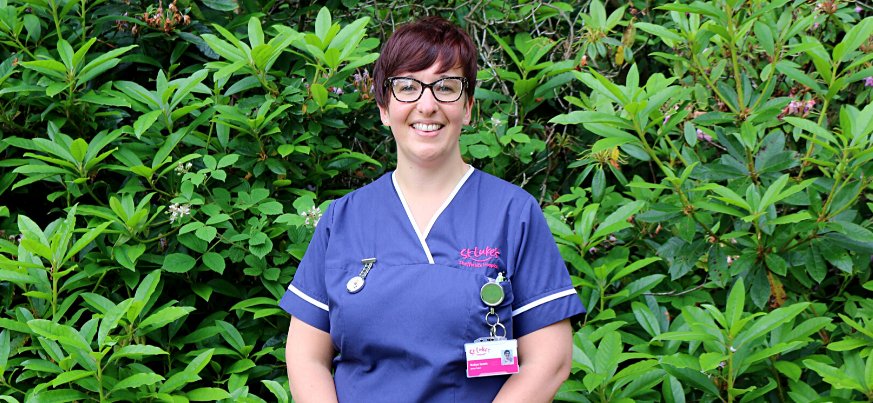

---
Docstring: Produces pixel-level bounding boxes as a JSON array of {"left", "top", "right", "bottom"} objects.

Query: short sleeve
[
  {"left": 509, "top": 197, "right": 586, "bottom": 338},
  {"left": 278, "top": 202, "right": 335, "bottom": 333}
]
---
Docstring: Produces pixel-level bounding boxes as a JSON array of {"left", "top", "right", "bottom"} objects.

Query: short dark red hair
[{"left": 374, "top": 16, "right": 478, "bottom": 108}]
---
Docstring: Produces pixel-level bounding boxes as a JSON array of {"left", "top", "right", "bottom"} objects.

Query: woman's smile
[{"left": 411, "top": 122, "right": 444, "bottom": 133}]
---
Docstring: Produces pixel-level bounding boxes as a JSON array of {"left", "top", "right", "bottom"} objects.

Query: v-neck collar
[{"left": 391, "top": 166, "right": 475, "bottom": 264}]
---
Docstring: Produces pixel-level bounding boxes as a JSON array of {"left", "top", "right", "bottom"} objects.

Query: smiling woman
[{"left": 281, "top": 16, "right": 585, "bottom": 403}]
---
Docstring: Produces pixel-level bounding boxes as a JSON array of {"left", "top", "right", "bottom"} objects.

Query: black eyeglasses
[{"left": 384, "top": 76, "right": 467, "bottom": 103}]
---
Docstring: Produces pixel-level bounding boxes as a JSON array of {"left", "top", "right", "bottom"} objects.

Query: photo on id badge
[{"left": 501, "top": 350, "right": 513, "bottom": 365}]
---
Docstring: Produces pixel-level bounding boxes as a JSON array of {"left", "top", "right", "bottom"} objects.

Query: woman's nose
[{"left": 416, "top": 88, "right": 439, "bottom": 115}]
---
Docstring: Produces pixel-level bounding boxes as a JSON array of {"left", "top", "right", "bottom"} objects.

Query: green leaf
[
  {"left": 27, "top": 389, "right": 89, "bottom": 403},
  {"left": 111, "top": 373, "right": 165, "bottom": 391},
  {"left": 186, "top": 348, "right": 215, "bottom": 373},
  {"left": 64, "top": 222, "right": 111, "bottom": 263},
  {"left": 594, "top": 332, "right": 622, "bottom": 373},
  {"left": 775, "top": 61, "right": 823, "bottom": 95},
  {"left": 134, "top": 110, "right": 162, "bottom": 139},
  {"left": 662, "top": 375, "right": 685, "bottom": 403},
  {"left": 69, "top": 138, "right": 88, "bottom": 163},
  {"left": 20, "top": 239, "right": 53, "bottom": 261},
  {"left": 192, "top": 283, "right": 212, "bottom": 301},
  {"left": 162, "top": 253, "right": 196, "bottom": 273},
  {"left": 98, "top": 299, "right": 133, "bottom": 347},
  {"left": 805, "top": 245, "right": 827, "bottom": 284},
  {"left": 159, "top": 371, "right": 201, "bottom": 394},
  {"left": 311, "top": 83, "right": 328, "bottom": 107},
  {"left": 0, "top": 269, "right": 40, "bottom": 284},
  {"left": 314, "top": 7, "right": 332, "bottom": 43},
  {"left": 826, "top": 338, "right": 870, "bottom": 351},
  {"left": 187, "top": 387, "right": 231, "bottom": 401},
  {"left": 661, "top": 363, "right": 721, "bottom": 396},
  {"left": 726, "top": 277, "right": 745, "bottom": 328},
  {"left": 218, "top": 154, "right": 238, "bottom": 168},
  {"left": 732, "top": 302, "right": 810, "bottom": 349},
  {"left": 834, "top": 221, "right": 873, "bottom": 242},
  {"left": 216, "top": 320, "right": 247, "bottom": 354},
  {"left": 139, "top": 306, "right": 194, "bottom": 330},
  {"left": 632, "top": 302, "right": 661, "bottom": 337},
  {"left": 834, "top": 17, "right": 873, "bottom": 63},
  {"left": 803, "top": 360, "right": 863, "bottom": 389},
  {"left": 549, "top": 110, "right": 633, "bottom": 128},
  {"left": 774, "top": 361, "right": 802, "bottom": 381},
  {"left": 27, "top": 319, "right": 91, "bottom": 352},
  {"left": 592, "top": 137, "right": 638, "bottom": 153},
  {"left": 262, "top": 380, "right": 289, "bottom": 403},
  {"left": 0, "top": 329, "right": 9, "bottom": 373},
  {"left": 201, "top": 0, "right": 238, "bottom": 11},
  {"left": 109, "top": 344, "right": 168, "bottom": 362},
  {"left": 202, "top": 252, "right": 226, "bottom": 274},
  {"left": 634, "top": 22, "right": 683, "bottom": 42},
  {"left": 257, "top": 201, "right": 284, "bottom": 215},
  {"left": 195, "top": 225, "right": 217, "bottom": 242},
  {"left": 765, "top": 254, "right": 788, "bottom": 276},
  {"left": 767, "top": 212, "right": 811, "bottom": 226},
  {"left": 652, "top": 331, "right": 719, "bottom": 342},
  {"left": 782, "top": 117, "right": 837, "bottom": 144}
]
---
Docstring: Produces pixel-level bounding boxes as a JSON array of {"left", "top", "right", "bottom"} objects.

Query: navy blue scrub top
[{"left": 279, "top": 167, "right": 585, "bottom": 403}]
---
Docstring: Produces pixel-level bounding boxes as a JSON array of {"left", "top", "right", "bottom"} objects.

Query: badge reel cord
[{"left": 479, "top": 272, "right": 507, "bottom": 342}]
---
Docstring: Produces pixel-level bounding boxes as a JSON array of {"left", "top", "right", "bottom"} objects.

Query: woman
[{"left": 280, "top": 16, "right": 585, "bottom": 403}]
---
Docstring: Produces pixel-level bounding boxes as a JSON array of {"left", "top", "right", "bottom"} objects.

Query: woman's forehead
[{"left": 394, "top": 62, "right": 465, "bottom": 79}]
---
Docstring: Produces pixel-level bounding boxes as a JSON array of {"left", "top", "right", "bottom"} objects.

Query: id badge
[{"left": 464, "top": 338, "right": 519, "bottom": 377}]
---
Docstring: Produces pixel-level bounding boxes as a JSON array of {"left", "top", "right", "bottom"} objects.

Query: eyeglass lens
[{"left": 391, "top": 78, "right": 464, "bottom": 102}]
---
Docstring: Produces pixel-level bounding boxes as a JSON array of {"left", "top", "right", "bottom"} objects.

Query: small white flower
[
  {"left": 301, "top": 206, "right": 323, "bottom": 227},
  {"left": 491, "top": 116, "right": 502, "bottom": 126},
  {"left": 730, "top": 346, "right": 737, "bottom": 352},
  {"left": 174, "top": 162, "right": 190, "bottom": 175},
  {"left": 167, "top": 203, "right": 193, "bottom": 223}
]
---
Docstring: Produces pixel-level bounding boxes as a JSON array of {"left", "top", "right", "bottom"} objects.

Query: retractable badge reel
[{"left": 464, "top": 272, "right": 519, "bottom": 378}]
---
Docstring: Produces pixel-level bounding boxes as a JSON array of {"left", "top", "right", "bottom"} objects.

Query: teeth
[{"left": 412, "top": 123, "right": 443, "bottom": 132}]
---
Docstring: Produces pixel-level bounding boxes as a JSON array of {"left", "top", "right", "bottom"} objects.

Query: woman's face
[{"left": 379, "top": 63, "right": 473, "bottom": 168}]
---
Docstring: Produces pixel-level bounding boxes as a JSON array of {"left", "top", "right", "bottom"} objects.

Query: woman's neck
[
  {"left": 394, "top": 154, "right": 470, "bottom": 232},
  {"left": 394, "top": 153, "right": 469, "bottom": 197}
]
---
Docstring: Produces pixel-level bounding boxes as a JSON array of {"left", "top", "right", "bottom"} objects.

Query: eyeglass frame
[{"left": 383, "top": 76, "right": 469, "bottom": 103}]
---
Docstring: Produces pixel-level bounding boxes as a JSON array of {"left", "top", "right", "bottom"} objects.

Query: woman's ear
[
  {"left": 463, "top": 96, "right": 474, "bottom": 125},
  {"left": 378, "top": 103, "right": 390, "bottom": 126}
]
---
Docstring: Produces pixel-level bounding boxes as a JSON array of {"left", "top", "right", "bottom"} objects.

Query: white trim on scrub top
[
  {"left": 511, "top": 288, "right": 578, "bottom": 317},
  {"left": 288, "top": 284, "right": 329, "bottom": 312},
  {"left": 392, "top": 166, "right": 475, "bottom": 264}
]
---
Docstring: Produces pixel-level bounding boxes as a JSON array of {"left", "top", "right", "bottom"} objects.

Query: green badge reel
[
  {"left": 480, "top": 274, "right": 507, "bottom": 339},
  {"left": 480, "top": 281, "right": 505, "bottom": 306}
]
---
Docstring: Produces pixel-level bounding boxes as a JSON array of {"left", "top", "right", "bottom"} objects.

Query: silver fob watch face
[{"left": 347, "top": 276, "right": 365, "bottom": 293}]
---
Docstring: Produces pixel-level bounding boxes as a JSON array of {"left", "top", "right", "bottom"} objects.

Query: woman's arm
[
  {"left": 285, "top": 317, "right": 339, "bottom": 403},
  {"left": 492, "top": 319, "right": 574, "bottom": 403}
]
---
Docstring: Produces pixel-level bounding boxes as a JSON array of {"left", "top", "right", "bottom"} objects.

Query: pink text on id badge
[{"left": 464, "top": 338, "right": 519, "bottom": 377}]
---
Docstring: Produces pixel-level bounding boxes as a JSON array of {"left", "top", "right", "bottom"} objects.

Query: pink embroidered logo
[{"left": 460, "top": 247, "right": 500, "bottom": 262}]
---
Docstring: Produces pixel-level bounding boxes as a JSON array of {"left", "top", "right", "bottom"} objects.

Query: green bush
[{"left": 1, "top": 0, "right": 871, "bottom": 402}]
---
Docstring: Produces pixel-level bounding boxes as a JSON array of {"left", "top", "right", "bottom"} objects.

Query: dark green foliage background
[{"left": 1, "top": 0, "right": 873, "bottom": 402}]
